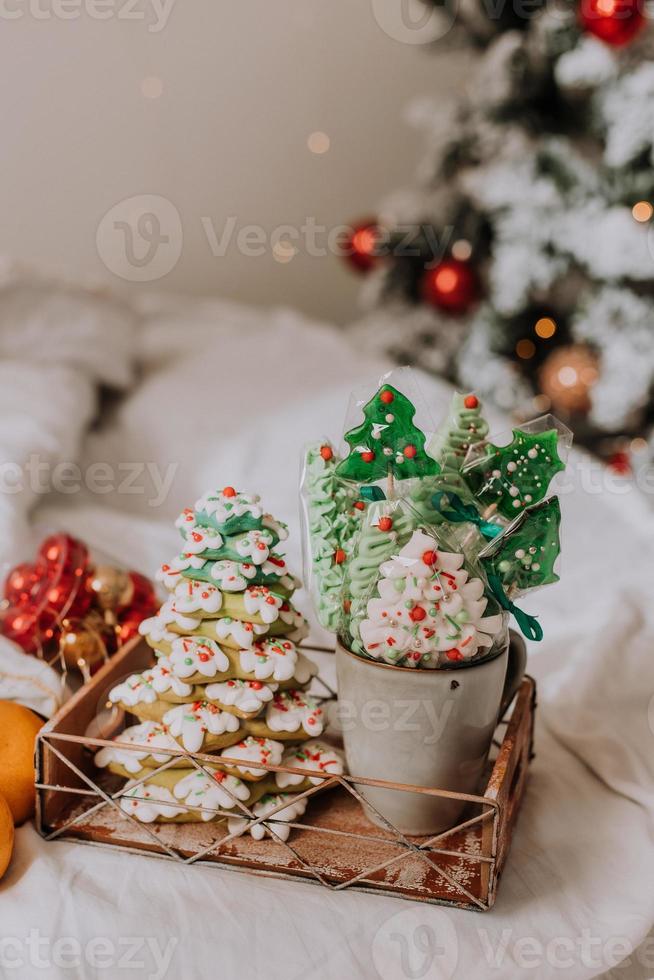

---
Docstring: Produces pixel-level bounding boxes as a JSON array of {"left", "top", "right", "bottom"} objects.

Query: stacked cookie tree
[{"left": 95, "top": 487, "right": 343, "bottom": 838}]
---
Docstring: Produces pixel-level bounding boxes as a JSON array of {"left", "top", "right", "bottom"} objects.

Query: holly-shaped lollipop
[
  {"left": 483, "top": 497, "right": 562, "bottom": 594},
  {"left": 464, "top": 428, "right": 565, "bottom": 520},
  {"left": 335, "top": 384, "right": 439, "bottom": 487}
]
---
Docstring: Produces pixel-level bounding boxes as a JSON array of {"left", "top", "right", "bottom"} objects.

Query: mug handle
[{"left": 499, "top": 630, "right": 527, "bottom": 718}]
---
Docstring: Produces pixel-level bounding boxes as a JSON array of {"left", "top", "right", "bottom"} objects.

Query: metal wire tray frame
[{"left": 35, "top": 637, "right": 535, "bottom": 911}]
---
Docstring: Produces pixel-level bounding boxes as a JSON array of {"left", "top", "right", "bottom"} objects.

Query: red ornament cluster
[
  {"left": 578, "top": 0, "right": 645, "bottom": 45},
  {"left": 0, "top": 533, "right": 158, "bottom": 661}
]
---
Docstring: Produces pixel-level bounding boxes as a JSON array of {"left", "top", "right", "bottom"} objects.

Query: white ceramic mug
[{"left": 335, "top": 630, "right": 526, "bottom": 835}]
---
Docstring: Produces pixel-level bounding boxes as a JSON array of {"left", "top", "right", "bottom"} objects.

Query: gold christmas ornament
[
  {"left": 60, "top": 614, "right": 108, "bottom": 676},
  {"left": 538, "top": 344, "right": 599, "bottom": 415},
  {"left": 89, "top": 566, "right": 134, "bottom": 612}
]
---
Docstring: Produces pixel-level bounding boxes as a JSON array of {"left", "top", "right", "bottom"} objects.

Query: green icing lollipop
[
  {"left": 429, "top": 392, "right": 489, "bottom": 474},
  {"left": 411, "top": 392, "right": 489, "bottom": 528},
  {"left": 485, "top": 497, "right": 562, "bottom": 594},
  {"left": 464, "top": 428, "right": 565, "bottom": 521},
  {"left": 303, "top": 442, "right": 363, "bottom": 631},
  {"left": 342, "top": 501, "right": 415, "bottom": 652}
]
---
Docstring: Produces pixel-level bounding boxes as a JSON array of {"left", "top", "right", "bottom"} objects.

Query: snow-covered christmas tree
[{"left": 347, "top": 0, "right": 654, "bottom": 473}]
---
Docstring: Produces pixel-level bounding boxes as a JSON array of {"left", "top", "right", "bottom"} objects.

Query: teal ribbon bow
[
  {"left": 360, "top": 485, "right": 386, "bottom": 502},
  {"left": 486, "top": 570, "right": 543, "bottom": 642},
  {"left": 431, "top": 491, "right": 502, "bottom": 540}
]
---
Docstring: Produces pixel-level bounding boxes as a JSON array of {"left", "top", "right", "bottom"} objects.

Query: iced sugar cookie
[
  {"left": 119, "top": 782, "right": 187, "bottom": 823},
  {"left": 204, "top": 679, "right": 277, "bottom": 719},
  {"left": 150, "top": 639, "right": 317, "bottom": 691},
  {"left": 276, "top": 741, "right": 344, "bottom": 790},
  {"left": 246, "top": 690, "right": 324, "bottom": 741},
  {"left": 163, "top": 609, "right": 309, "bottom": 649},
  {"left": 218, "top": 736, "right": 285, "bottom": 781},
  {"left": 163, "top": 701, "right": 244, "bottom": 753},
  {"left": 94, "top": 721, "right": 184, "bottom": 774},
  {"left": 227, "top": 793, "right": 307, "bottom": 842},
  {"left": 107, "top": 659, "right": 198, "bottom": 708}
]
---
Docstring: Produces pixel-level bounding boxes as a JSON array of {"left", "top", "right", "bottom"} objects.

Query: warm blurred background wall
[{"left": 0, "top": 0, "right": 464, "bottom": 324}]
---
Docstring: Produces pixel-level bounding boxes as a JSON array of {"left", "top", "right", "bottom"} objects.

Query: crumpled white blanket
[{"left": 0, "top": 268, "right": 652, "bottom": 980}]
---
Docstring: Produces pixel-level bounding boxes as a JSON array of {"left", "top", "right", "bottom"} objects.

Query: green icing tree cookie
[
  {"left": 429, "top": 392, "right": 489, "bottom": 476},
  {"left": 302, "top": 442, "right": 364, "bottom": 631},
  {"left": 335, "top": 384, "right": 439, "bottom": 484},
  {"left": 485, "top": 497, "right": 562, "bottom": 593},
  {"left": 341, "top": 500, "right": 415, "bottom": 653},
  {"left": 465, "top": 428, "right": 565, "bottom": 520}
]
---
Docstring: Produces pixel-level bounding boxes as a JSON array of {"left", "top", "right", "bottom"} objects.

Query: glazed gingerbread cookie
[
  {"left": 107, "top": 659, "right": 200, "bottom": 708},
  {"left": 118, "top": 767, "right": 265, "bottom": 824},
  {"left": 218, "top": 736, "right": 285, "bottom": 781},
  {"left": 94, "top": 721, "right": 184, "bottom": 774},
  {"left": 227, "top": 792, "right": 307, "bottom": 842},
  {"left": 246, "top": 690, "right": 324, "bottom": 741},
  {"left": 203, "top": 679, "right": 277, "bottom": 719},
  {"left": 275, "top": 741, "right": 344, "bottom": 791}
]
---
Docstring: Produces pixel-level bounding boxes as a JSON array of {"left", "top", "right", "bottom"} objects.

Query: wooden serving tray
[{"left": 35, "top": 637, "right": 535, "bottom": 911}]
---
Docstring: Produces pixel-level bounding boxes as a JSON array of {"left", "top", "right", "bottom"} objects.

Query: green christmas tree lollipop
[
  {"left": 335, "top": 384, "right": 439, "bottom": 485},
  {"left": 484, "top": 497, "right": 562, "bottom": 593},
  {"left": 465, "top": 428, "right": 565, "bottom": 520}
]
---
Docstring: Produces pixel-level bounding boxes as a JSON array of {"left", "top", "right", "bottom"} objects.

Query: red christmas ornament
[
  {"left": 403, "top": 445, "right": 417, "bottom": 459},
  {"left": 464, "top": 394, "right": 479, "bottom": 409},
  {"left": 379, "top": 389, "right": 394, "bottom": 405},
  {"left": 378, "top": 517, "right": 393, "bottom": 532},
  {"left": 360, "top": 451, "right": 375, "bottom": 463},
  {"left": 409, "top": 605, "right": 427, "bottom": 622},
  {"left": 421, "top": 259, "right": 478, "bottom": 314},
  {"left": 422, "top": 550, "right": 437, "bottom": 567},
  {"left": 607, "top": 451, "right": 632, "bottom": 475},
  {"left": 343, "top": 218, "right": 381, "bottom": 274},
  {"left": 4, "top": 563, "right": 40, "bottom": 605},
  {"left": 578, "top": 0, "right": 645, "bottom": 46},
  {"left": 319, "top": 445, "right": 333, "bottom": 461}
]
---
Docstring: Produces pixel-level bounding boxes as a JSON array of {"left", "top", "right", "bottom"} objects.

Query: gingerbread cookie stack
[{"left": 95, "top": 487, "right": 344, "bottom": 837}]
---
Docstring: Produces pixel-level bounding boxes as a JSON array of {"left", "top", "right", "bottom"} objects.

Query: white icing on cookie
[
  {"left": 94, "top": 721, "right": 180, "bottom": 774},
  {"left": 173, "top": 768, "right": 250, "bottom": 819},
  {"left": 243, "top": 586, "right": 283, "bottom": 624},
  {"left": 232, "top": 529, "right": 275, "bottom": 565},
  {"left": 108, "top": 659, "right": 193, "bottom": 707},
  {"left": 120, "top": 782, "right": 186, "bottom": 823},
  {"left": 195, "top": 488, "right": 264, "bottom": 526},
  {"left": 175, "top": 509, "right": 225, "bottom": 553},
  {"left": 227, "top": 793, "right": 307, "bottom": 842},
  {"left": 156, "top": 552, "right": 206, "bottom": 589},
  {"left": 208, "top": 559, "right": 259, "bottom": 591},
  {"left": 360, "top": 529, "right": 502, "bottom": 667},
  {"left": 171, "top": 579, "right": 223, "bottom": 616},
  {"left": 167, "top": 636, "right": 230, "bottom": 679},
  {"left": 276, "top": 741, "right": 344, "bottom": 789},
  {"left": 163, "top": 701, "right": 241, "bottom": 753},
  {"left": 204, "top": 679, "right": 277, "bottom": 713},
  {"left": 219, "top": 737, "right": 284, "bottom": 777},
  {"left": 213, "top": 617, "right": 268, "bottom": 648},
  {"left": 146, "top": 598, "right": 200, "bottom": 633},
  {"left": 138, "top": 612, "right": 176, "bottom": 645},
  {"left": 262, "top": 515, "right": 289, "bottom": 542},
  {"left": 238, "top": 638, "right": 299, "bottom": 682},
  {"left": 265, "top": 690, "right": 324, "bottom": 736}
]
